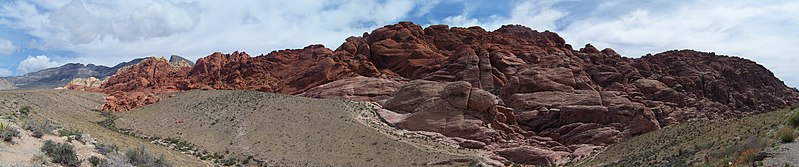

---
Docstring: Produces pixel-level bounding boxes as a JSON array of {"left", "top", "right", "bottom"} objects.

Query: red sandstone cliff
[{"left": 83, "top": 22, "right": 799, "bottom": 165}]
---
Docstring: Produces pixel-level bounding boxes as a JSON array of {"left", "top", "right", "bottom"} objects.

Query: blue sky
[{"left": 0, "top": 0, "right": 797, "bottom": 88}]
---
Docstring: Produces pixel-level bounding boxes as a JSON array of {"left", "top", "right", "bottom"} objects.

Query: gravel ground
[
  {"left": 115, "top": 90, "right": 483, "bottom": 166},
  {"left": 763, "top": 142, "right": 799, "bottom": 167}
]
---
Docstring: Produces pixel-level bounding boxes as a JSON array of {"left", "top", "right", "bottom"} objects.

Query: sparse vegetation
[
  {"left": 58, "top": 128, "right": 82, "bottom": 137},
  {"left": 58, "top": 128, "right": 83, "bottom": 142},
  {"left": 96, "top": 111, "right": 118, "bottom": 131},
  {"left": 87, "top": 156, "right": 105, "bottom": 167},
  {"left": 95, "top": 143, "right": 119, "bottom": 155},
  {"left": 778, "top": 126, "right": 797, "bottom": 143},
  {"left": 125, "top": 145, "right": 172, "bottom": 167},
  {"left": 40, "top": 140, "right": 82, "bottom": 167},
  {"left": 1, "top": 122, "right": 20, "bottom": 142},
  {"left": 19, "top": 106, "right": 32, "bottom": 116},
  {"left": 577, "top": 108, "right": 792, "bottom": 166},
  {"left": 789, "top": 110, "right": 799, "bottom": 128},
  {"left": 1, "top": 126, "right": 19, "bottom": 142},
  {"left": 24, "top": 119, "right": 57, "bottom": 138}
]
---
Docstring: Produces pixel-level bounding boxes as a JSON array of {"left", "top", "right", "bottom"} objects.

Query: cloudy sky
[{"left": 0, "top": 0, "right": 797, "bottom": 87}]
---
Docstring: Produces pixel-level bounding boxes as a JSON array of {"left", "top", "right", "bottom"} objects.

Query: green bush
[
  {"left": 58, "top": 128, "right": 83, "bottom": 142},
  {"left": 40, "top": 140, "right": 82, "bottom": 167},
  {"left": 777, "top": 127, "right": 797, "bottom": 143},
  {"left": 58, "top": 128, "right": 82, "bottom": 137},
  {"left": 1, "top": 127, "right": 19, "bottom": 142},
  {"left": 126, "top": 145, "right": 172, "bottom": 167},
  {"left": 87, "top": 156, "right": 106, "bottom": 167},
  {"left": 95, "top": 143, "right": 119, "bottom": 155},
  {"left": 789, "top": 110, "right": 799, "bottom": 128},
  {"left": 18, "top": 106, "right": 32, "bottom": 115}
]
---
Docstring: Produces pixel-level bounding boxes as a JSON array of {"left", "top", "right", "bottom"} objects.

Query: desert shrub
[
  {"left": 18, "top": 106, "right": 32, "bottom": 116},
  {"left": 87, "top": 156, "right": 106, "bottom": 167},
  {"left": 40, "top": 140, "right": 81, "bottom": 167},
  {"left": 58, "top": 128, "right": 82, "bottom": 142},
  {"left": 58, "top": 128, "right": 82, "bottom": 137},
  {"left": 96, "top": 111, "right": 118, "bottom": 130},
  {"left": 778, "top": 127, "right": 797, "bottom": 143},
  {"left": 126, "top": 145, "right": 172, "bottom": 167},
  {"left": 789, "top": 110, "right": 799, "bottom": 128},
  {"left": 24, "top": 119, "right": 56, "bottom": 138},
  {"left": 96, "top": 143, "right": 119, "bottom": 155},
  {"left": 1, "top": 126, "right": 19, "bottom": 142}
]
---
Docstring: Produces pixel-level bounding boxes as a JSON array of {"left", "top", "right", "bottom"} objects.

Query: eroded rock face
[
  {"left": 101, "top": 57, "right": 191, "bottom": 112},
  {"left": 301, "top": 76, "right": 405, "bottom": 103},
  {"left": 89, "top": 22, "right": 799, "bottom": 165},
  {"left": 64, "top": 77, "right": 106, "bottom": 92},
  {"left": 380, "top": 80, "right": 523, "bottom": 144}
]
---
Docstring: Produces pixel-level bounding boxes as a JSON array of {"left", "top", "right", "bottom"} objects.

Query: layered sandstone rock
[
  {"left": 89, "top": 22, "right": 799, "bottom": 165},
  {"left": 301, "top": 76, "right": 405, "bottom": 103},
  {"left": 101, "top": 57, "right": 191, "bottom": 111},
  {"left": 64, "top": 77, "right": 106, "bottom": 91},
  {"left": 380, "top": 80, "right": 524, "bottom": 144}
]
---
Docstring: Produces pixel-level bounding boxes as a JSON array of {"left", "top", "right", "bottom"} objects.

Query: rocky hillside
[
  {"left": 3, "top": 55, "right": 194, "bottom": 90},
  {"left": 1, "top": 58, "right": 144, "bottom": 89},
  {"left": 80, "top": 22, "right": 799, "bottom": 165}
]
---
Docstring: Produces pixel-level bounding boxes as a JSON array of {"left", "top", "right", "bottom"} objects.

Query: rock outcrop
[
  {"left": 101, "top": 57, "right": 191, "bottom": 112},
  {"left": 301, "top": 76, "right": 405, "bottom": 103},
  {"left": 63, "top": 77, "right": 105, "bottom": 91},
  {"left": 380, "top": 80, "right": 524, "bottom": 144},
  {"left": 84, "top": 22, "right": 799, "bottom": 165},
  {"left": 168, "top": 55, "right": 194, "bottom": 68}
]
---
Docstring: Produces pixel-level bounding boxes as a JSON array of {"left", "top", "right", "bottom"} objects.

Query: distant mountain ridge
[{"left": 1, "top": 55, "right": 193, "bottom": 89}]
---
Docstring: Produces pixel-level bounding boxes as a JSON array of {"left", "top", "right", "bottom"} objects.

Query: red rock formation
[
  {"left": 101, "top": 57, "right": 190, "bottom": 111},
  {"left": 94, "top": 22, "right": 799, "bottom": 165},
  {"left": 300, "top": 76, "right": 405, "bottom": 103}
]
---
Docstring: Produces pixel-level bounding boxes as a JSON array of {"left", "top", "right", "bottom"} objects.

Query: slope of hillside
[
  {"left": 576, "top": 107, "right": 798, "bottom": 166},
  {"left": 0, "top": 89, "right": 206, "bottom": 166},
  {"left": 114, "top": 90, "right": 486, "bottom": 166}
]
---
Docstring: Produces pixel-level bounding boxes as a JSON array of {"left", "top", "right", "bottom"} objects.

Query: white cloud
[
  {"left": 555, "top": 1, "right": 799, "bottom": 87},
  {"left": 435, "top": 0, "right": 799, "bottom": 87},
  {"left": 440, "top": 1, "right": 565, "bottom": 31},
  {"left": 0, "top": 39, "right": 16, "bottom": 54},
  {"left": 0, "top": 0, "right": 422, "bottom": 67},
  {"left": 17, "top": 55, "right": 59, "bottom": 74},
  {"left": 0, "top": 68, "right": 11, "bottom": 77}
]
